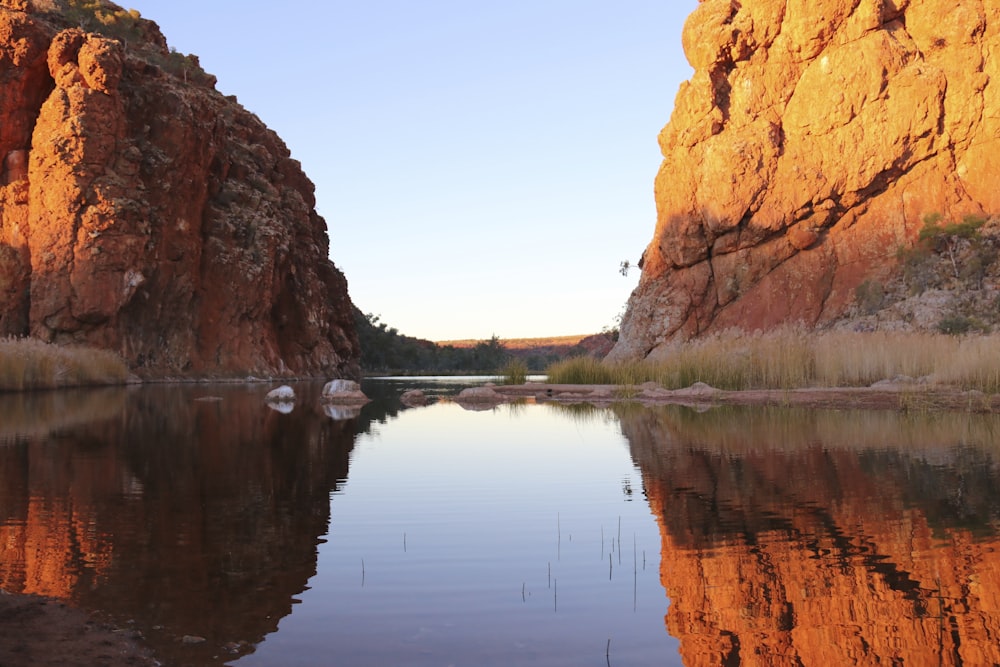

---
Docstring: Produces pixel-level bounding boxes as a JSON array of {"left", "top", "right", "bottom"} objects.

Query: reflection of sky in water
[{"left": 236, "top": 402, "right": 681, "bottom": 667}]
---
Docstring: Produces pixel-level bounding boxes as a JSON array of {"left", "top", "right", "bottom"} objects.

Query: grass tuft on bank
[
  {"left": 546, "top": 329, "right": 1000, "bottom": 393},
  {"left": 498, "top": 358, "right": 529, "bottom": 385},
  {"left": 0, "top": 337, "right": 130, "bottom": 391}
]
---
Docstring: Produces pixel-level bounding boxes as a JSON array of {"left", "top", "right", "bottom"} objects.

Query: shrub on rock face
[
  {"left": 936, "top": 315, "right": 986, "bottom": 335},
  {"left": 854, "top": 280, "right": 885, "bottom": 316}
]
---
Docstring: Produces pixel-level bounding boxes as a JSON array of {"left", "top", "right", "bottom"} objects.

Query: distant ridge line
[{"left": 435, "top": 335, "right": 590, "bottom": 350}]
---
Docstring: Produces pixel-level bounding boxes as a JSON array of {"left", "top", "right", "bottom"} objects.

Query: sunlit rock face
[
  {"left": 0, "top": 1, "right": 359, "bottom": 378},
  {"left": 619, "top": 405, "right": 1000, "bottom": 666},
  {"left": 610, "top": 0, "right": 1000, "bottom": 361}
]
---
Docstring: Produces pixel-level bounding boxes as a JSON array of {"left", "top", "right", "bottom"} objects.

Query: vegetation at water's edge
[
  {"left": 546, "top": 329, "right": 1000, "bottom": 394},
  {"left": 499, "top": 359, "right": 529, "bottom": 385},
  {"left": 354, "top": 309, "right": 508, "bottom": 373},
  {"left": 0, "top": 337, "right": 130, "bottom": 391}
]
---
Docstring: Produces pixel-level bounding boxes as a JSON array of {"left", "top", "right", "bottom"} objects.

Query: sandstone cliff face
[
  {"left": 611, "top": 0, "right": 1000, "bottom": 361},
  {"left": 0, "top": 1, "right": 359, "bottom": 378}
]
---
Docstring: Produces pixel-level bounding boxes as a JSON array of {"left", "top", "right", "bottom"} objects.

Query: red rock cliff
[
  {"left": 610, "top": 0, "right": 999, "bottom": 361},
  {"left": 0, "top": 0, "right": 359, "bottom": 378}
]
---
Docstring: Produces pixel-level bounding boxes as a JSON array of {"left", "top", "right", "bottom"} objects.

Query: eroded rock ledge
[
  {"left": 0, "top": 1, "right": 359, "bottom": 379},
  {"left": 611, "top": 0, "right": 1000, "bottom": 361}
]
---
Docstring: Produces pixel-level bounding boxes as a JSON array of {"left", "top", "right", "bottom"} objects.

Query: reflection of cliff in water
[
  {"left": 0, "top": 387, "right": 128, "bottom": 442},
  {"left": 618, "top": 405, "right": 1000, "bottom": 666},
  {"left": 0, "top": 383, "right": 361, "bottom": 666}
]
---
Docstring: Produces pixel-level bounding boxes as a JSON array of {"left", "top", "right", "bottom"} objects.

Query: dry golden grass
[
  {"left": 547, "top": 329, "right": 1000, "bottom": 393},
  {"left": 0, "top": 337, "right": 130, "bottom": 391}
]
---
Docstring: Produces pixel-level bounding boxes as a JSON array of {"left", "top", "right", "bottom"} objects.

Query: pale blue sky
[{"left": 127, "top": 1, "right": 697, "bottom": 341}]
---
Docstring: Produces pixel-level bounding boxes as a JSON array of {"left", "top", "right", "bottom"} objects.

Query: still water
[{"left": 1, "top": 379, "right": 999, "bottom": 666}]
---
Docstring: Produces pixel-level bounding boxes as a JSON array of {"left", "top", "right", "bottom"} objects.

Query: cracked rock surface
[{"left": 611, "top": 0, "right": 1000, "bottom": 362}]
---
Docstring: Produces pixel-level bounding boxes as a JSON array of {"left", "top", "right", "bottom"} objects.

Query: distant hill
[
  {"left": 436, "top": 335, "right": 589, "bottom": 349},
  {"left": 355, "top": 308, "right": 615, "bottom": 374},
  {"left": 439, "top": 333, "right": 616, "bottom": 368}
]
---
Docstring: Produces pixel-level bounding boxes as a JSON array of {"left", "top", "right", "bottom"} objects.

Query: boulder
[
  {"left": 400, "top": 389, "right": 429, "bottom": 406},
  {"left": 265, "top": 385, "right": 295, "bottom": 402},
  {"left": 455, "top": 386, "right": 505, "bottom": 404},
  {"left": 264, "top": 385, "right": 295, "bottom": 413},
  {"left": 321, "top": 379, "right": 369, "bottom": 404}
]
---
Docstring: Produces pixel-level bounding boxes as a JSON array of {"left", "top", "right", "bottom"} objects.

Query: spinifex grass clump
[
  {"left": 0, "top": 337, "right": 130, "bottom": 391},
  {"left": 546, "top": 356, "right": 649, "bottom": 386},
  {"left": 62, "top": 0, "right": 144, "bottom": 42},
  {"left": 547, "top": 329, "right": 1000, "bottom": 393},
  {"left": 498, "top": 358, "right": 529, "bottom": 385}
]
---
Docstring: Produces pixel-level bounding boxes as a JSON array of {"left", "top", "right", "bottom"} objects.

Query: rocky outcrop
[
  {"left": 0, "top": 1, "right": 359, "bottom": 379},
  {"left": 321, "top": 378, "right": 369, "bottom": 404},
  {"left": 611, "top": 0, "right": 1000, "bottom": 361}
]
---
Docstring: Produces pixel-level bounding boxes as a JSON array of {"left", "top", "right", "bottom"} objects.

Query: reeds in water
[
  {"left": 0, "top": 337, "right": 130, "bottom": 391},
  {"left": 547, "top": 329, "right": 1000, "bottom": 393},
  {"left": 498, "top": 358, "right": 529, "bottom": 385}
]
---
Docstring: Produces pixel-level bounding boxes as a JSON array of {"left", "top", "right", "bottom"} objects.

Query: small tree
[
  {"left": 472, "top": 335, "right": 508, "bottom": 371},
  {"left": 917, "top": 213, "right": 986, "bottom": 280},
  {"left": 854, "top": 279, "right": 885, "bottom": 315}
]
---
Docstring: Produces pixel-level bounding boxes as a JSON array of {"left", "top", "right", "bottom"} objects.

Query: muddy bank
[{"left": 0, "top": 591, "right": 157, "bottom": 667}]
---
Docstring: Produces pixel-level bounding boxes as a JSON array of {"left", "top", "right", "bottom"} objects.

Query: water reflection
[
  {"left": 2, "top": 384, "right": 1000, "bottom": 666},
  {"left": 618, "top": 404, "right": 1000, "bottom": 666},
  {"left": 0, "top": 383, "right": 362, "bottom": 666}
]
